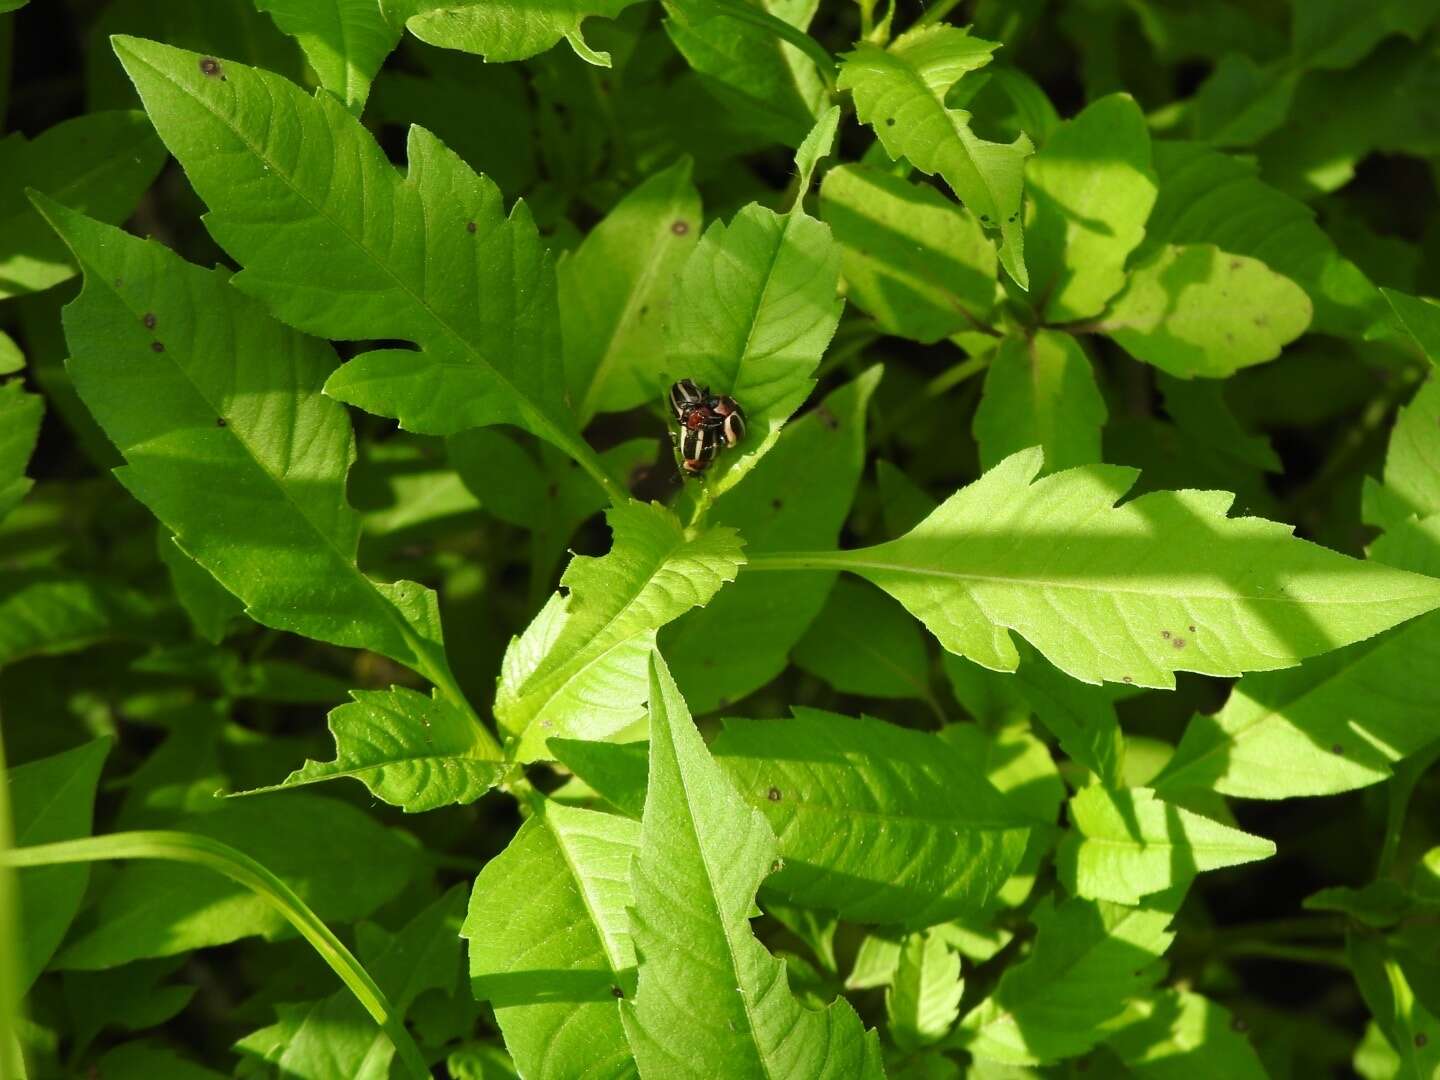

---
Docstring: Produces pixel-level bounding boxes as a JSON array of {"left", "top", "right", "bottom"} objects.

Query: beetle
[{"left": 666, "top": 379, "right": 748, "bottom": 477}]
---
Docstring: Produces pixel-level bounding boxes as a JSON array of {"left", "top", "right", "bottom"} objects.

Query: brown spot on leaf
[
  {"left": 1229, "top": 258, "right": 1242, "bottom": 270},
  {"left": 772, "top": 498, "right": 783, "bottom": 510},
  {"left": 466, "top": 221, "right": 477, "bottom": 234},
  {"left": 1171, "top": 637, "right": 1186, "bottom": 649},
  {"left": 1122, "top": 676, "right": 1133, "bottom": 684},
  {"left": 1160, "top": 630, "right": 1171, "bottom": 639},
  {"left": 767, "top": 786, "right": 782, "bottom": 802},
  {"left": 671, "top": 220, "right": 690, "bottom": 236},
  {"left": 1332, "top": 743, "right": 1345, "bottom": 755},
  {"left": 1188, "top": 625, "right": 1196, "bottom": 633},
  {"left": 1232, "top": 1016, "right": 1249, "bottom": 1033},
  {"left": 142, "top": 312, "right": 157, "bottom": 329},
  {"left": 215, "top": 417, "right": 227, "bottom": 427},
  {"left": 199, "top": 57, "right": 223, "bottom": 79},
  {"left": 150, "top": 341, "right": 165, "bottom": 353},
  {"left": 610, "top": 985, "right": 624, "bottom": 998},
  {"left": 816, "top": 406, "right": 838, "bottom": 430}
]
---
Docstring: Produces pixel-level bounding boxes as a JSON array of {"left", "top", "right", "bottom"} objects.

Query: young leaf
[
  {"left": 662, "top": 367, "right": 878, "bottom": 714},
  {"left": 113, "top": 37, "right": 620, "bottom": 500},
  {"left": 548, "top": 737, "right": 650, "bottom": 819},
  {"left": 1103, "top": 989, "right": 1268, "bottom": 1079},
  {"left": 497, "top": 501, "right": 744, "bottom": 761},
  {"left": 1057, "top": 786, "right": 1274, "bottom": 904},
  {"left": 1143, "top": 141, "right": 1383, "bottom": 339},
  {"left": 562, "top": 158, "right": 701, "bottom": 423},
  {"left": 0, "top": 111, "right": 165, "bottom": 299},
  {"left": 955, "top": 889, "right": 1182, "bottom": 1065},
  {"left": 236, "top": 885, "right": 465, "bottom": 1080},
  {"left": 1025, "top": 93, "right": 1156, "bottom": 323},
  {"left": 663, "top": 0, "right": 828, "bottom": 147},
  {"left": 388, "top": 0, "right": 646, "bottom": 67},
  {"left": 464, "top": 799, "right": 640, "bottom": 1080},
  {"left": 819, "top": 163, "right": 996, "bottom": 343},
  {"left": 887, "top": 930, "right": 963, "bottom": 1051},
  {"left": 39, "top": 198, "right": 478, "bottom": 719},
  {"left": 1154, "top": 617, "right": 1440, "bottom": 799},
  {"left": 251, "top": 0, "right": 404, "bottom": 113},
  {"left": 238, "top": 686, "right": 508, "bottom": 811},
  {"left": 792, "top": 578, "right": 936, "bottom": 703},
  {"left": 793, "top": 105, "right": 841, "bottom": 205},
  {"left": 751, "top": 448, "right": 1440, "bottom": 688},
  {"left": 711, "top": 709, "right": 1030, "bottom": 925},
  {"left": 839, "top": 25, "right": 1033, "bottom": 288},
  {"left": 0, "top": 380, "right": 43, "bottom": 523},
  {"left": 1098, "top": 244, "right": 1312, "bottom": 378},
  {"left": 55, "top": 794, "right": 418, "bottom": 969},
  {"left": 973, "top": 331, "right": 1106, "bottom": 471},
  {"left": 666, "top": 200, "right": 842, "bottom": 495},
  {"left": 622, "top": 653, "right": 885, "bottom": 1077},
  {"left": 7, "top": 739, "right": 111, "bottom": 992}
]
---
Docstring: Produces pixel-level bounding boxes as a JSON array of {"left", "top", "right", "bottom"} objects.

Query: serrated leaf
[
  {"left": 498, "top": 501, "right": 744, "bottom": 761},
  {"left": 792, "top": 578, "right": 935, "bottom": 702},
  {"left": 1385, "top": 287, "right": 1440, "bottom": 364},
  {"left": 877, "top": 459, "right": 939, "bottom": 538},
  {"left": 621, "top": 653, "right": 884, "bottom": 1077},
  {"left": 711, "top": 709, "right": 1029, "bottom": 925},
  {"left": 666, "top": 201, "right": 842, "bottom": 495},
  {"left": 887, "top": 931, "right": 963, "bottom": 1051},
  {"left": 113, "top": 37, "right": 614, "bottom": 493},
  {"left": 464, "top": 799, "right": 639, "bottom": 1079},
  {"left": 1103, "top": 989, "right": 1268, "bottom": 1079},
  {"left": 1008, "top": 644, "right": 1124, "bottom": 787},
  {"left": 1154, "top": 615, "right": 1440, "bottom": 799},
  {"left": 156, "top": 530, "right": 243, "bottom": 645},
  {"left": 55, "top": 794, "right": 418, "bottom": 969},
  {"left": 771, "top": 447, "right": 1440, "bottom": 688},
  {"left": 564, "top": 158, "right": 701, "bottom": 423},
  {"left": 973, "top": 331, "right": 1106, "bottom": 471},
  {"left": 819, "top": 163, "right": 995, "bottom": 343},
  {"left": 839, "top": 25, "right": 1033, "bottom": 289},
  {"left": 549, "top": 737, "right": 650, "bottom": 819},
  {"left": 389, "top": 0, "right": 645, "bottom": 66},
  {"left": 7, "top": 739, "right": 111, "bottom": 993},
  {"left": 251, "top": 0, "right": 404, "bottom": 113},
  {"left": 1143, "top": 141, "right": 1383, "bottom": 340},
  {"left": 0, "top": 111, "right": 165, "bottom": 299},
  {"left": 39, "top": 198, "right": 470, "bottom": 703},
  {"left": 1099, "top": 244, "right": 1311, "bottom": 378},
  {"left": 663, "top": 367, "right": 878, "bottom": 714},
  {"left": 1373, "top": 374, "right": 1440, "bottom": 527},
  {"left": 663, "top": 0, "right": 827, "bottom": 147},
  {"left": 955, "top": 889, "right": 1181, "bottom": 1065},
  {"left": 0, "top": 572, "right": 164, "bottom": 667},
  {"left": 1057, "top": 786, "right": 1274, "bottom": 904},
  {"left": 0, "top": 379, "right": 43, "bottom": 523},
  {"left": 793, "top": 105, "right": 840, "bottom": 205},
  {"left": 236, "top": 885, "right": 465, "bottom": 1080},
  {"left": 241, "top": 686, "right": 507, "bottom": 811},
  {"left": 1025, "top": 93, "right": 1156, "bottom": 323}
]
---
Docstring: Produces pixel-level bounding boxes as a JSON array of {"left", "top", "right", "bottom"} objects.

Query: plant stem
[
  {"left": 744, "top": 550, "right": 857, "bottom": 572},
  {"left": 915, "top": 0, "right": 966, "bottom": 28},
  {"left": 1217, "top": 941, "right": 1350, "bottom": 970},
  {"left": 1, "top": 832, "right": 430, "bottom": 1080}
]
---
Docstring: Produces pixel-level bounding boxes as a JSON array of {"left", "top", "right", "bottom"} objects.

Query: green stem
[
  {"left": 1, "top": 832, "right": 429, "bottom": 1080},
  {"left": 703, "top": 0, "right": 838, "bottom": 88},
  {"left": 914, "top": 0, "right": 966, "bottom": 28},
  {"left": 1217, "top": 941, "right": 1350, "bottom": 970},
  {"left": 744, "top": 550, "right": 857, "bottom": 573}
]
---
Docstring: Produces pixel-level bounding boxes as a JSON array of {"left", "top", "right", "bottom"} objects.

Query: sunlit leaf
[
  {"left": 887, "top": 930, "right": 963, "bottom": 1051},
  {"left": 251, "top": 0, "right": 404, "bottom": 113},
  {"left": 973, "top": 331, "right": 1105, "bottom": 471},
  {"left": 384, "top": 0, "right": 644, "bottom": 66}
]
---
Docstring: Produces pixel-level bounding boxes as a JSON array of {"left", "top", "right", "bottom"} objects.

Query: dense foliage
[{"left": 3, "top": 0, "right": 1440, "bottom": 1076}]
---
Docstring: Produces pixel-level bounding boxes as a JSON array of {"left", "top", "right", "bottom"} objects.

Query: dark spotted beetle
[{"left": 668, "top": 379, "right": 746, "bottom": 477}]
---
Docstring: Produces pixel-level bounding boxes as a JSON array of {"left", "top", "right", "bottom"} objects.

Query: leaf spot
[
  {"left": 1416, "top": 1033, "right": 1428, "bottom": 1048},
  {"left": 885, "top": 117, "right": 895, "bottom": 126},
  {"left": 610, "top": 985, "right": 624, "bottom": 998},
  {"left": 150, "top": 341, "right": 165, "bottom": 353},
  {"left": 671, "top": 220, "right": 690, "bottom": 236},
  {"left": 1229, "top": 258, "right": 1242, "bottom": 270},
  {"left": 1332, "top": 743, "right": 1344, "bottom": 755},
  {"left": 1122, "top": 675, "right": 1133, "bottom": 683},
  {"left": 766, "top": 786, "right": 782, "bottom": 802},
  {"left": 466, "top": 221, "right": 477, "bottom": 234},
  {"left": 1160, "top": 630, "right": 1170, "bottom": 639},
  {"left": 142, "top": 312, "right": 157, "bottom": 329},
  {"left": 771, "top": 498, "right": 783, "bottom": 510},
  {"left": 199, "top": 56, "right": 224, "bottom": 79},
  {"left": 215, "top": 417, "right": 227, "bottom": 427},
  {"left": 1171, "top": 636, "right": 1186, "bottom": 649},
  {"left": 816, "top": 406, "right": 838, "bottom": 430},
  {"left": 1188, "top": 625, "right": 1197, "bottom": 633}
]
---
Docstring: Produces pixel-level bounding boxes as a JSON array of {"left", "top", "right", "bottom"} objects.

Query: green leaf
[
  {"left": 1349, "top": 935, "right": 1440, "bottom": 1080},
  {"left": 819, "top": 163, "right": 995, "bottom": 343},
  {"left": 0, "top": 330, "right": 22, "bottom": 375},
  {"left": 1292, "top": 0, "right": 1440, "bottom": 71},
  {"left": 1099, "top": 243, "right": 1311, "bottom": 378},
  {"left": 63, "top": 960, "right": 195, "bottom": 1059},
  {"left": 1154, "top": 616, "right": 1440, "bottom": 799},
  {"left": 155, "top": 531, "right": 242, "bottom": 645},
  {"left": 236, "top": 885, "right": 466, "bottom": 1080},
  {"left": 753, "top": 448, "right": 1440, "bottom": 688},
  {"left": 0, "top": 112, "right": 166, "bottom": 299},
  {"left": 887, "top": 930, "right": 963, "bottom": 1051},
  {"left": 955, "top": 889, "right": 1181, "bottom": 1065},
  {"left": 113, "top": 37, "right": 619, "bottom": 500},
  {"left": 1025, "top": 93, "right": 1156, "bottom": 323},
  {"left": 664, "top": 0, "right": 828, "bottom": 147},
  {"left": 1008, "top": 645, "right": 1124, "bottom": 787},
  {"left": 711, "top": 709, "right": 1029, "bottom": 925},
  {"left": 1385, "top": 288, "right": 1440, "bottom": 364},
  {"left": 1103, "top": 989, "right": 1268, "bottom": 1079},
  {"left": 464, "top": 799, "right": 639, "bottom": 1080},
  {"left": 0, "top": 380, "right": 43, "bottom": 523},
  {"left": 1143, "top": 141, "right": 1383, "bottom": 340},
  {"left": 877, "top": 459, "right": 939, "bottom": 537},
  {"left": 388, "top": 0, "right": 646, "bottom": 66},
  {"left": 839, "top": 25, "right": 1033, "bottom": 289},
  {"left": 54, "top": 795, "right": 418, "bottom": 970},
  {"left": 792, "top": 578, "right": 936, "bottom": 702},
  {"left": 39, "top": 198, "right": 477, "bottom": 717},
  {"left": 0, "top": 572, "right": 164, "bottom": 667},
  {"left": 663, "top": 367, "right": 878, "bottom": 714},
  {"left": 1305, "top": 881, "right": 1425, "bottom": 929},
  {"left": 90, "top": 1043, "right": 227, "bottom": 1080},
  {"left": 239, "top": 686, "right": 507, "bottom": 811},
  {"left": 563, "top": 157, "right": 702, "bottom": 423},
  {"left": 548, "top": 737, "right": 650, "bottom": 819},
  {"left": 7, "top": 739, "right": 111, "bottom": 992},
  {"left": 251, "top": 0, "right": 404, "bottom": 113},
  {"left": 1188, "top": 54, "right": 1297, "bottom": 148},
  {"left": 973, "top": 330, "right": 1106, "bottom": 471},
  {"left": 497, "top": 501, "right": 745, "bottom": 761},
  {"left": 1371, "top": 373, "right": 1440, "bottom": 528},
  {"left": 666, "top": 200, "right": 842, "bottom": 495},
  {"left": 621, "top": 653, "right": 884, "bottom": 1077},
  {"left": 1057, "top": 785, "right": 1274, "bottom": 904},
  {"left": 793, "top": 105, "right": 840, "bottom": 206}
]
